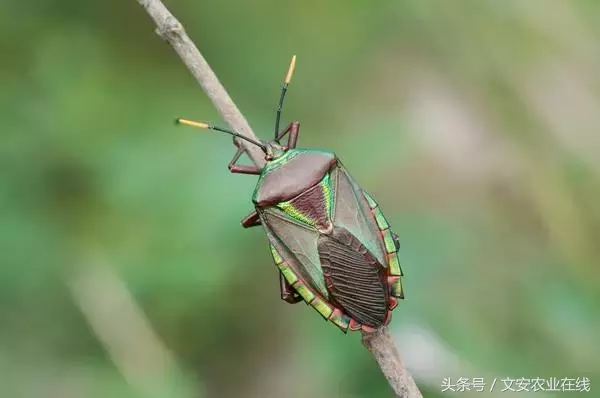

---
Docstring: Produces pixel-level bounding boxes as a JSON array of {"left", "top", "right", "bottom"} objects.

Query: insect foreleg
[{"left": 228, "top": 142, "right": 262, "bottom": 175}]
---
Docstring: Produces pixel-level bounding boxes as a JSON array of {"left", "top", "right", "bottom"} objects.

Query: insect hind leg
[
  {"left": 392, "top": 232, "right": 400, "bottom": 251},
  {"left": 280, "top": 273, "right": 302, "bottom": 304}
]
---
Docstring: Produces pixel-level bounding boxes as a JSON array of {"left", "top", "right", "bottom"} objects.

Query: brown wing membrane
[
  {"left": 330, "top": 166, "right": 387, "bottom": 266},
  {"left": 318, "top": 226, "right": 388, "bottom": 328}
]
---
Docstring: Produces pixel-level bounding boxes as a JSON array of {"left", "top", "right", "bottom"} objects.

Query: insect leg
[
  {"left": 241, "top": 211, "right": 261, "bottom": 228},
  {"left": 280, "top": 273, "right": 302, "bottom": 304},
  {"left": 276, "top": 121, "right": 300, "bottom": 149},
  {"left": 228, "top": 141, "right": 261, "bottom": 175},
  {"left": 276, "top": 122, "right": 292, "bottom": 141},
  {"left": 392, "top": 232, "right": 400, "bottom": 251}
]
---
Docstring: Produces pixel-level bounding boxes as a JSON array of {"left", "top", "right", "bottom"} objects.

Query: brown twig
[
  {"left": 134, "top": 1, "right": 422, "bottom": 396},
  {"left": 135, "top": 0, "right": 266, "bottom": 168},
  {"left": 362, "top": 328, "right": 422, "bottom": 397}
]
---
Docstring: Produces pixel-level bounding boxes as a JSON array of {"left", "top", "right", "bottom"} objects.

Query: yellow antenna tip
[
  {"left": 284, "top": 55, "right": 297, "bottom": 84},
  {"left": 176, "top": 118, "right": 210, "bottom": 129}
]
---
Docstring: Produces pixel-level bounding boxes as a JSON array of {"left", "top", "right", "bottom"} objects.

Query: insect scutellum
[{"left": 176, "top": 55, "right": 297, "bottom": 159}]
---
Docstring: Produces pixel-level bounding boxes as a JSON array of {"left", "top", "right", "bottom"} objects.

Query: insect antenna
[
  {"left": 274, "top": 55, "right": 296, "bottom": 140},
  {"left": 176, "top": 118, "right": 268, "bottom": 153}
]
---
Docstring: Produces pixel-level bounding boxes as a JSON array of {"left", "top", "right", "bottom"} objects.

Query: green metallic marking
[
  {"left": 326, "top": 173, "right": 336, "bottom": 219},
  {"left": 330, "top": 311, "right": 351, "bottom": 331},
  {"left": 277, "top": 202, "right": 316, "bottom": 227},
  {"left": 270, "top": 244, "right": 283, "bottom": 265},
  {"left": 279, "top": 264, "right": 298, "bottom": 285},
  {"left": 374, "top": 208, "right": 390, "bottom": 230},
  {"left": 321, "top": 174, "right": 333, "bottom": 219},
  {"left": 362, "top": 190, "right": 378, "bottom": 209},
  {"left": 387, "top": 252, "right": 402, "bottom": 276},
  {"left": 391, "top": 278, "right": 404, "bottom": 298},
  {"left": 262, "top": 150, "right": 296, "bottom": 173},
  {"left": 323, "top": 185, "right": 331, "bottom": 216},
  {"left": 294, "top": 282, "right": 316, "bottom": 302},
  {"left": 382, "top": 229, "right": 396, "bottom": 253},
  {"left": 310, "top": 297, "right": 333, "bottom": 319}
]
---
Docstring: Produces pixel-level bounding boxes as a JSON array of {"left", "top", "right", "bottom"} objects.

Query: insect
[{"left": 176, "top": 56, "right": 404, "bottom": 333}]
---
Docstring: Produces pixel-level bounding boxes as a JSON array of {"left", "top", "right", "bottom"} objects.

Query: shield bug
[{"left": 176, "top": 56, "right": 404, "bottom": 333}]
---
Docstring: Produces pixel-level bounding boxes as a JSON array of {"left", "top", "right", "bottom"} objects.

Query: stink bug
[{"left": 176, "top": 56, "right": 404, "bottom": 333}]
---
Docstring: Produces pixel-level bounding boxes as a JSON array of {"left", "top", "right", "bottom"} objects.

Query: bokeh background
[{"left": 1, "top": 1, "right": 599, "bottom": 397}]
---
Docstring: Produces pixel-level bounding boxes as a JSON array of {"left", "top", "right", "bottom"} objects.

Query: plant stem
[
  {"left": 135, "top": 0, "right": 266, "bottom": 168},
  {"left": 362, "top": 327, "right": 423, "bottom": 397}
]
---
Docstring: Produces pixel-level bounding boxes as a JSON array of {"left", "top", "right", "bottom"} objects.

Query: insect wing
[
  {"left": 260, "top": 207, "right": 329, "bottom": 298},
  {"left": 329, "top": 163, "right": 387, "bottom": 267}
]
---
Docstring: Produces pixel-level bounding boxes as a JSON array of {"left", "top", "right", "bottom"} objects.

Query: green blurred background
[{"left": 1, "top": 0, "right": 599, "bottom": 397}]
